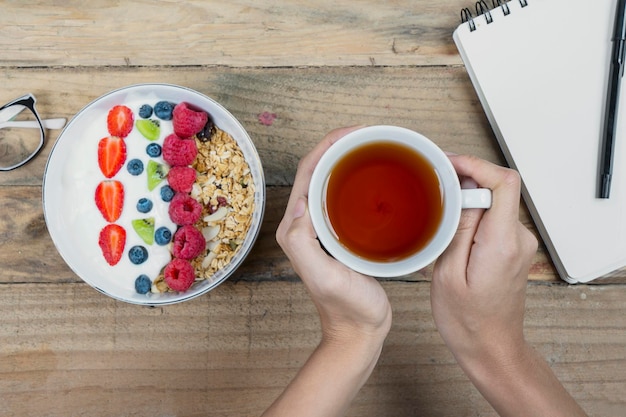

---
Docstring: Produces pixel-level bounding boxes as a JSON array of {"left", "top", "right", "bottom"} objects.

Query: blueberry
[
  {"left": 128, "top": 245, "right": 149, "bottom": 265},
  {"left": 154, "top": 227, "right": 172, "bottom": 245},
  {"left": 146, "top": 143, "right": 162, "bottom": 157},
  {"left": 134, "top": 274, "right": 152, "bottom": 294},
  {"left": 126, "top": 158, "right": 144, "bottom": 175},
  {"left": 136, "top": 198, "right": 153, "bottom": 213},
  {"left": 160, "top": 185, "right": 174, "bottom": 202},
  {"left": 154, "top": 101, "right": 174, "bottom": 120},
  {"left": 197, "top": 118, "right": 215, "bottom": 142},
  {"left": 138, "top": 104, "right": 153, "bottom": 119}
]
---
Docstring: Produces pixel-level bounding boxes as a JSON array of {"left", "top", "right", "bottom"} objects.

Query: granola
[{"left": 153, "top": 127, "right": 255, "bottom": 292}]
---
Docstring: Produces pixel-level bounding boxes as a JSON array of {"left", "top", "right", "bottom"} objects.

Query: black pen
[{"left": 599, "top": 0, "right": 626, "bottom": 198}]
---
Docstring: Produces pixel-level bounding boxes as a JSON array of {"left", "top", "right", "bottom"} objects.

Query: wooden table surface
[{"left": 1, "top": 1, "right": 625, "bottom": 416}]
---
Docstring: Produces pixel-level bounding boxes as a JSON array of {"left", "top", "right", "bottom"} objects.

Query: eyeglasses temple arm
[
  {"left": 0, "top": 118, "right": 67, "bottom": 130},
  {"left": 41, "top": 118, "right": 66, "bottom": 129}
]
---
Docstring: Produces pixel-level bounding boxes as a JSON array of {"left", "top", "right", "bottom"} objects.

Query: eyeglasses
[{"left": 0, "top": 94, "right": 66, "bottom": 171}]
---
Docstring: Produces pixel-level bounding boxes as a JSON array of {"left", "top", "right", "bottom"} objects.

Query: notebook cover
[{"left": 453, "top": 0, "right": 623, "bottom": 283}]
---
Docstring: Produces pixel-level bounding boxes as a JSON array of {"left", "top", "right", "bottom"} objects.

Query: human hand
[
  {"left": 276, "top": 126, "right": 392, "bottom": 347},
  {"left": 430, "top": 155, "right": 586, "bottom": 417},
  {"left": 431, "top": 154, "right": 537, "bottom": 363},
  {"left": 264, "top": 127, "right": 392, "bottom": 417}
]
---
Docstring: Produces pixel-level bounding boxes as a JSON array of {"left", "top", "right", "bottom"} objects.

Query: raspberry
[
  {"left": 164, "top": 258, "right": 196, "bottom": 292},
  {"left": 168, "top": 166, "right": 197, "bottom": 193},
  {"left": 173, "top": 102, "right": 209, "bottom": 139},
  {"left": 172, "top": 225, "right": 206, "bottom": 260},
  {"left": 168, "top": 193, "right": 202, "bottom": 225},
  {"left": 162, "top": 133, "right": 197, "bottom": 166}
]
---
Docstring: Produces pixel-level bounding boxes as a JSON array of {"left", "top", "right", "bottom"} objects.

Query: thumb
[{"left": 279, "top": 197, "right": 337, "bottom": 278}]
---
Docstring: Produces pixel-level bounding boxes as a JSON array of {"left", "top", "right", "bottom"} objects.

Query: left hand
[
  {"left": 276, "top": 126, "right": 392, "bottom": 346},
  {"left": 263, "top": 127, "right": 392, "bottom": 417}
]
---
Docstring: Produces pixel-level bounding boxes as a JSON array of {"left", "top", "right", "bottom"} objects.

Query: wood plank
[
  {"left": 1, "top": 65, "right": 502, "bottom": 188},
  {"left": 3, "top": 2, "right": 623, "bottom": 416},
  {"left": 0, "top": 183, "right": 559, "bottom": 284},
  {"left": 0, "top": 0, "right": 467, "bottom": 68},
  {"left": 0, "top": 66, "right": 604, "bottom": 283},
  {"left": 0, "top": 281, "right": 624, "bottom": 417},
  {"left": 0, "top": 184, "right": 289, "bottom": 284}
]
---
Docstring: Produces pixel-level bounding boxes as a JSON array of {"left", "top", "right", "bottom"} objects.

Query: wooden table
[{"left": 1, "top": 1, "right": 625, "bottom": 416}]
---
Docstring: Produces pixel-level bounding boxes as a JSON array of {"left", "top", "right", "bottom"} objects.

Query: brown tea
[{"left": 325, "top": 141, "right": 443, "bottom": 262}]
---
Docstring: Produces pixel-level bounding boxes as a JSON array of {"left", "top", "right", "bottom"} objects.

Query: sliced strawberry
[
  {"left": 99, "top": 224, "right": 126, "bottom": 266},
  {"left": 107, "top": 105, "right": 134, "bottom": 138},
  {"left": 95, "top": 180, "right": 124, "bottom": 222},
  {"left": 172, "top": 102, "right": 209, "bottom": 139},
  {"left": 98, "top": 136, "right": 127, "bottom": 178}
]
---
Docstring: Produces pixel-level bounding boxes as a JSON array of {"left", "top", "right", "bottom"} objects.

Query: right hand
[
  {"left": 431, "top": 155, "right": 588, "bottom": 417},
  {"left": 431, "top": 154, "right": 538, "bottom": 363}
]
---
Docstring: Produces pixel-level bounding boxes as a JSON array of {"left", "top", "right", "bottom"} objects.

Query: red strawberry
[
  {"left": 99, "top": 224, "right": 126, "bottom": 266},
  {"left": 98, "top": 136, "right": 127, "bottom": 178},
  {"left": 107, "top": 105, "right": 134, "bottom": 138},
  {"left": 172, "top": 102, "right": 209, "bottom": 139},
  {"left": 95, "top": 180, "right": 124, "bottom": 222}
]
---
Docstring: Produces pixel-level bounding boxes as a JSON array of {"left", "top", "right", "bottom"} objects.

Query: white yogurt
[{"left": 62, "top": 101, "right": 177, "bottom": 293}]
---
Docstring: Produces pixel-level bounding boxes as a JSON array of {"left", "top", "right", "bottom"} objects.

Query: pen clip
[{"left": 619, "top": 40, "right": 626, "bottom": 78}]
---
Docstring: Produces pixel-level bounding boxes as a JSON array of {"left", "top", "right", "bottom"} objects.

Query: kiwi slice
[
  {"left": 147, "top": 160, "right": 168, "bottom": 191},
  {"left": 132, "top": 217, "right": 155, "bottom": 245},
  {"left": 136, "top": 119, "right": 161, "bottom": 141}
]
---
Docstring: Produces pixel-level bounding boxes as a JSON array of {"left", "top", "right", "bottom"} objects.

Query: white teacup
[{"left": 308, "top": 125, "right": 492, "bottom": 277}]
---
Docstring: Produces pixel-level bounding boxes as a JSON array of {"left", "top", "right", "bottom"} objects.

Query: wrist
[
  {"left": 321, "top": 311, "right": 391, "bottom": 356},
  {"left": 320, "top": 323, "right": 389, "bottom": 368},
  {"left": 261, "top": 328, "right": 387, "bottom": 417},
  {"left": 457, "top": 341, "right": 587, "bottom": 417},
  {"left": 457, "top": 337, "right": 532, "bottom": 385}
]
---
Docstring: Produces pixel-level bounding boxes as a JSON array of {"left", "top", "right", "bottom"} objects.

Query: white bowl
[{"left": 43, "top": 83, "right": 265, "bottom": 305}]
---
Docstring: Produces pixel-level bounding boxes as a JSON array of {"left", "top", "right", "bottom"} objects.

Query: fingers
[
  {"left": 277, "top": 196, "right": 347, "bottom": 295},
  {"left": 448, "top": 155, "right": 522, "bottom": 238},
  {"left": 436, "top": 155, "right": 525, "bottom": 281},
  {"left": 285, "top": 126, "right": 364, "bottom": 216},
  {"left": 278, "top": 197, "right": 328, "bottom": 272},
  {"left": 277, "top": 126, "right": 363, "bottom": 270},
  {"left": 438, "top": 207, "right": 484, "bottom": 276},
  {"left": 436, "top": 156, "right": 489, "bottom": 276}
]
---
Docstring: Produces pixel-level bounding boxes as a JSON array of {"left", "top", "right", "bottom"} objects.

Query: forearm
[
  {"left": 458, "top": 342, "right": 587, "bottom": 417},
  {"left": 261, "top": 337, "right": 383, "bottom": 417}
]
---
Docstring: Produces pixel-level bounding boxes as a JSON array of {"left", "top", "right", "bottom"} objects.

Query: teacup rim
[{"left": 308, "top": 125, "right": 462, "bottom": 277}]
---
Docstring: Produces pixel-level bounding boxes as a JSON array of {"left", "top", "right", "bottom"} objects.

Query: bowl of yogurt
[{"left": 43, "top": 84, "right": 265, "bottom": 305}]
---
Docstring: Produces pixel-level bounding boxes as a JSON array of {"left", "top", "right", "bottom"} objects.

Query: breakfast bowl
[{"left": 43, "top": 84, "right": 265, "bottom": 305}]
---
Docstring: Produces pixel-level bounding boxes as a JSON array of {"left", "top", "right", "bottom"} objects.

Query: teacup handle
[{"left": 461, "top": 188, "right": 492, "bottom": 209}]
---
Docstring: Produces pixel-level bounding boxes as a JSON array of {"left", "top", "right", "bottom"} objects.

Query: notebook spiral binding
[{"left": 461, "top": 0, "right": 529, "bottom": 32}]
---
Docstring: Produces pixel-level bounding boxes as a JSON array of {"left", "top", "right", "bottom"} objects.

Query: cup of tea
[{"left": 308, "top": 125, "right": 492, "bottom": 277}]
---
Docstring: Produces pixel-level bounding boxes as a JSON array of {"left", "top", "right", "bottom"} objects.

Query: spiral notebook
[{"left": 453, "top": 0, "right": 624, "bottom": 283}]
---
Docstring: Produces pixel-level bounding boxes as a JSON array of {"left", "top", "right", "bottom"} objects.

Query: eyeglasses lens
[{"left": 0, "top": 104, "right": 43, "bottom": 170}]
